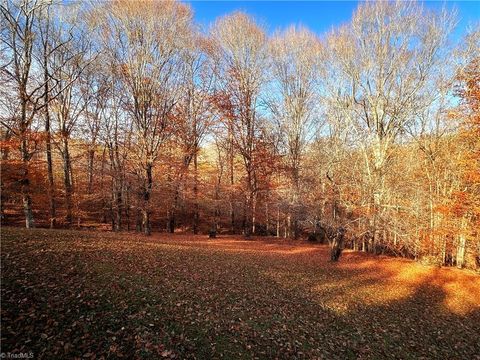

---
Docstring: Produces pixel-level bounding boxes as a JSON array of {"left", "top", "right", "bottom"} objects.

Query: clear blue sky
[{"left": 187, "top": 1, "right": 479, "bottom": 38}]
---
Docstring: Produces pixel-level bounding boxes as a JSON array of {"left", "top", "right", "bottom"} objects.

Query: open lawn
[{"left": 1, "top": 227, "right": 479, "bottom": 359}]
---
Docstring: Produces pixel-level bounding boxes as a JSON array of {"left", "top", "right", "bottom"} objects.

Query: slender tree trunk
[
  {"left": 276, "top": 206, "right": 280, "bottom": 238},
  {"left": 229, "top": 129, "right": 235, "bottom": 234},
  {"left": 143, "top": 163, "right": 153, "bottom": 235},
  {"left": 291, "top": 168, "right": 300, "bottom": 239},
  {"left": 62, "top": 135, "right": 73, "bottom": 225},
  {"left": 0, "top": 131, "right": 11, "bottom": 223},
  {"left": 125, "top": 182, "right": 130, "bottom": 231},
  {"left": 244, "top": 168, "right": 254, "bottom": 238},
  {"left": 20, "top": 135, "right": 35, "bottom": 228},
  {"left": 100, "top": 148, "right": 108, "bottom": 223},
  {"left": 441, "top": 236, "right": 447, "bottom": 266},
  {"left": 109, "top": 146, "right": 123, "bottom": 232},
  {"left": 168, "top": 184, "right": 180, "bottom": 234},
  {"left": 456, "top": 217, "right": 467, "bottom": 268},
  {"left": 136, "top": 207, "right": 142, "bottom": 232},
  {"left": 321, "top": 182, "right": 326, "bottom": 220},
  {"left": 110, "top": 201, "right": 114, "bottom": 229},
  {"left": 230, "top": 199, "right": 235, "bottom": 234},
  {"left": 265, "top": 200, "right": 269, "bottom": 234},
  {"left": 293, "top": 219, "right": 299, "bottom": 239},
  {"left": 19, "top": 92, "right": 35, "bottom": 228},
  {"left": 457, "top": 235, "right": 466, "bottom": 268},
  {"left": 43, "top": 42, "right": 56, "bottom": 228},
  {"left": 45, "top": 113, "right": 56, "bottom": 228},
  {"left": 116, "top": 185, "right": 122, "bottom": 231},
  {"left": 87, "top": 148, "right": 95, "bottom": 194},
  {"left": 192, "top": 151, "right": 199, "bottom": 234},
  {"left": 214, "top": 173, "right": 221, "bottom": 233},
  {"left": 252, "top": 191, "right": 256, "bottom": 235},
  {"left": 286, "top": 214, "right": 291, "bottom": 238},
  {"left": 242, "top": 199, "right": 247, "bottom": 236},
  {"left": 142, "top": 209, "right": 150, "bottom": 235},
  {"left": 168, "top": 209, "right": 175, "bottom": 233},
  {"left": 372, "top": 199, "right": 381, "bottom": 254},
  {"left": 112, "top": 177, "right": 122, "bottom": 232}
]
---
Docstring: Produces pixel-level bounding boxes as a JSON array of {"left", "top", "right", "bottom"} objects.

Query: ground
[{"left": 1, "top": 228, "right": 479, "bottom": 359}]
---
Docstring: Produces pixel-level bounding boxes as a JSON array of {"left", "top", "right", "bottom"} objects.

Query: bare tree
[
  {"left": 1, "top": 0, "right": 57, "bottom": 228},
  {"left": 95, "top": 0, "right": 192, "bottom": 235},
  {"left": 268, "top": 26, "right": 322, "bottom": 238},
  {"left": 100, "top": 73, "right": 131, "bottom": 232},
  {"left": 81, "top": 60, "right": 109, "bottom": 196},
  {"left": 38, "top": 4, "right": 57, "bottom": 228},
  {"left": 211, "top": 12, "right": 267, "bottom": 236},
  {"left": 324, "top": 1, "right": 456, "bottom": 252},
  {"left": 48, "top": 10, "right": 93, "bottom": 225},
  {"left": 168, "top": 32, "right": 217, "bottom": 233}
]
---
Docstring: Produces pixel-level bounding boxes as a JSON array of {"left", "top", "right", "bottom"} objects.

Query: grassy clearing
[{"left": 1, "top": 227, "right": 479, "bottom": 359}]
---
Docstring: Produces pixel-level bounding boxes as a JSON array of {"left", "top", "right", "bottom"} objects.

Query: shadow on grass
[{"left": 1, "top": 227, "right": 479, "bottom": 359}]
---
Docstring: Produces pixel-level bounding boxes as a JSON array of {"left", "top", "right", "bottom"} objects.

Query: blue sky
[{"left": 187, "top": 1, "right": 479, "bottom": 38}]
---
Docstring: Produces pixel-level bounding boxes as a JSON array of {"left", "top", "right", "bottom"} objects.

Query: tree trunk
[
  {"left": 100, "top": 148, "right": 108, "bottom": 223},
  {"left": 276, "top": 206, "right": 280, "bottom": 238},
  {"left": 457, "top": 234, "right": 466, "bottom": 268},
  {"left": 20, "top": 136, "right": 35, "bottom": 228},
  {"left": 143, "top": 163, "right": 153, "bottom": 235},
  {"left": 168, "top": 209, "right": 175, "bottom": 234},
  {"left": 243, "top": 197, "right": 251, "bottom": 237},
  {"left": 229, "top": 130, "right": 235, "bottom": 234},
  {"left": 243, "top": 168, "right": 254, "bottom": 238},
  {"left": 192, "top": 151, "right": 199, "bottom": 234},
  {"left": 252, "top": 192, "right": 256, "bottom": 235},
  {"left": 456, "top": 218, "right": 467, "bottom": 268},
  {"left": 291, "top": 168, "right": 300, "bottom": 239},
  {"left": 125, "top": 183, "right": 131, "bottom": 231},
  {"left": 87, "top": 148, "right": 95, "bottom": 194},
  {"left": 112, "top": 179, "right": 122, "bottom": 232},
  {"left": 168, "top": 185, "right": 180, "bottom": 234},
  {"left": 370, "top": 136, "right": 387, "bottom": 254},
  {"left": 286, "top": 214, "right": 291, "bottom": 238},
  {"left": 265, "top": 200, "right": 269, "bottom": 234},
  {"left": 1, "top": 130, "right": 12, "bottom": 223},
  {"left": 136, "top": 208, "right": 142, "bottom": 232},
  {"left": 62, "top": 136, "right": 73, "bottom": 225},
  {"left": 142, "top": 209, "right": 150, "bottom": 235},
  {"left": 331, "top": 228, "right": 345, "bottom": 262},
  {"left": 45, "top": 112, "right": 56, "bottom": 228},
  {"left": 43, "top": 43, "right": 56, "bottom": 229},
  {"left": 293, "top": 218, "right": 299, "bottom": 240},
  {"left": 230, "top": 201, "right": 235, "bottom": 234},
  {"left": 213, "top": 174, "right": 221, "bottom": 234}
]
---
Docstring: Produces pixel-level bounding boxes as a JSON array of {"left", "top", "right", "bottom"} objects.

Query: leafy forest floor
[{"left": 1, "top": 227, "right": 479, "bottom": 359}]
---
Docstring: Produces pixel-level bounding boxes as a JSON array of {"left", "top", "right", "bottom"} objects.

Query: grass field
[{"left": 1, "top": 227, "right": 479, "bottom": 359}]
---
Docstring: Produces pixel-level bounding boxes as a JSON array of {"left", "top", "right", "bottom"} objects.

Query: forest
[
  {"left": 2, "top": 1, "right": 480, "bottom": 358},
  {"left": 1, "top": 0, "right": 480, "bottom": 269}
]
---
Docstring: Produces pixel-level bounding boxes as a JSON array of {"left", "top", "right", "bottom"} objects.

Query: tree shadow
[
  {"left": 258, "top": 251, "right": 480, "bottom": 358},
  {"left": 1, "top": 229, "right": 479, "bottom": 359}
]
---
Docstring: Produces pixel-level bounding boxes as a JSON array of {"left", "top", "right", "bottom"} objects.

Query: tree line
[{"left": 1, "top": 0, "right": 479, "bottom": 268}]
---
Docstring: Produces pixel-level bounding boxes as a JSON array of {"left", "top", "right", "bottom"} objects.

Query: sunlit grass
[{"left": 2, "top": 227, "right": 479, "bottom": 359}]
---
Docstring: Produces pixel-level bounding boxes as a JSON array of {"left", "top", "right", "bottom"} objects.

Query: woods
[{"left": 1, "top": 0, "right": 479, "bottom": 269}]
